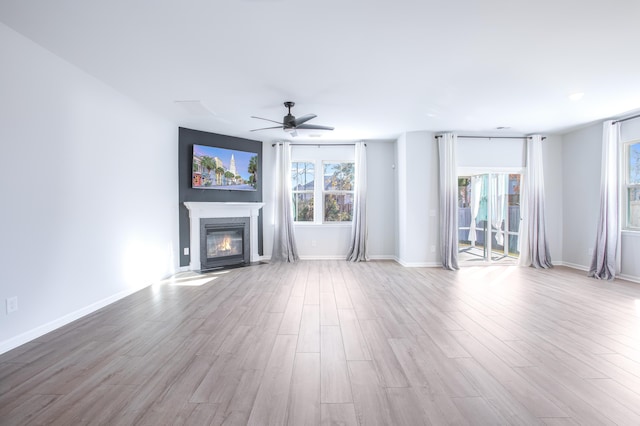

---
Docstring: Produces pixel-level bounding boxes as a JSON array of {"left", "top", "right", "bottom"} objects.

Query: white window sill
[
  {"left": 621, "top": 229, "right": 640, "bottom": 238},
  {"left": 294, "top": 222, "right": 352, "bottom": 228}
]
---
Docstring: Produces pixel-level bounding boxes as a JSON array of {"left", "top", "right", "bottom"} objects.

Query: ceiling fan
[{"left": 251, "top": 101, "right": 334, "bottom": 137}]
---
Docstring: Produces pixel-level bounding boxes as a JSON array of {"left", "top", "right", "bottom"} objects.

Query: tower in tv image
[{"left": 192, "top": 144, "right": 257, "bottom": 191}]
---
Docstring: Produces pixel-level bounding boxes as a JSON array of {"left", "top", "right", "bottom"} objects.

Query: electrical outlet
[
  {"left": 6, "top": 297, "right": 18, "bottom": 314},
  {"left": 311, "top": 240, "right": 317, "bottom": 247},
  {"left": 431, "top": 245, "right": 436, "bottom": 253},
  {"left": 183, "top": 247, "right": 189, "bottom": 256}
]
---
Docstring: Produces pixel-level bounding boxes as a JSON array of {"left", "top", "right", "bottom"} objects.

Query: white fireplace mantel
[{"left": 184, "top": 202, "right": 264, "bottom": 270}]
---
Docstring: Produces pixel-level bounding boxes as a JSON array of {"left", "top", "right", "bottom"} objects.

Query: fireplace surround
[{"left": 184, "top": 202, "right": 264, "bottom": 271}]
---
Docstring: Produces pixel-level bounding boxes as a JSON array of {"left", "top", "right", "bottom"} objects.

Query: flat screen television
[{"left": 192, "top": 144, "right": 258, "bottom": 191}]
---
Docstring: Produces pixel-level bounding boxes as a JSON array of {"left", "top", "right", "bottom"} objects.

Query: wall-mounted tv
[{"left": 192, "top": 144, "right": 258, "bottom": 191}]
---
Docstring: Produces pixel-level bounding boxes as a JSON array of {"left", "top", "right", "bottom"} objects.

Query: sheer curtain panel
[
  {"left": 589, "top": 120, "right": 621, "bottom": 279},
  {"left": 492, "top": 175, "right": 506, "bottom": 246},
  {"left": 438, "top": 133, "right": 459, "bottom": 270},
  {"left": 468, "top": 176, "right": 482, "bottom": 244},
  {"left": 271, "top": 142, "right": 299, "bottom": 262},
  {"left": 347, "top": 142, "right": 368, "bottom": 261},
  {"left": 518, "top": 135, "right": 553, "bottom": 268}
]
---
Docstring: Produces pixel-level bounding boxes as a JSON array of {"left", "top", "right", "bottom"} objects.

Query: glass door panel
[{"left": 458, "top": 173, "right": 521, "bottom": 264}]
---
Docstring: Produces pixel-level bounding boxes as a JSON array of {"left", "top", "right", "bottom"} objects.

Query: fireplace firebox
[{"left": 199, "top": 217, "right": 250, "bottom": 270}]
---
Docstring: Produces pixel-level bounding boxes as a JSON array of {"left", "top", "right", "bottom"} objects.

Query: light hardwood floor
[{"left": 2, "top": 261, "right": 640, "bottom": 425}]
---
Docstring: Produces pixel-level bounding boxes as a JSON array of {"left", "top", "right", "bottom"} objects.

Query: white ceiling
[{"left": 2, "top": 0, "right": 640, "bottom": 142}]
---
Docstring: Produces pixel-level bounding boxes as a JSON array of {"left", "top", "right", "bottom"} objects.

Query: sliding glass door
[{"left": 458, "top": 172, "right": 521, "bottom": 264}]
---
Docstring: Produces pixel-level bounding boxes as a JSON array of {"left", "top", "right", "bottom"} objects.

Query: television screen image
[{"left": 192, "top": 144, "right": 258, "bottom": 191}]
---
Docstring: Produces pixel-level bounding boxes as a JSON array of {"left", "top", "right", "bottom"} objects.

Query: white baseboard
[
  {"left": 289, "top": 254, "right": 433, "bottom": 266},
  {"left": 553, "top": 261, "right": 640, "bottom": 284},
  {"left": 397, "top": 259, "right": 441, "bottom": 268},
  {"left": 367, "top": 255, "right": 397, "bottom": 261},
  {"left": 553, "top": 261, "right": 589, "bottom": 272},
  {"left": 258, "top": 254, "right": 398, "bottom": 262},
  {"left": 0, "top": 282, "right": 154, "bottom": 356},
  {"left": 617, "top": 273, "right": 640, "bottom": 284},
  {"left": 298, "top": 255, "right": 348, "bottom": 260}
]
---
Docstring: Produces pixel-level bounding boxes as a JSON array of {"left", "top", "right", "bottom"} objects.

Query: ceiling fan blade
[
  {"left": 293, "top": 113, "right": 317, "bottom": 126},
  {"left": 251, "top": 116, "right": 284, "bottom": 125},
  {"left": 295, "top": 124, "right": 335, "bottom": 131},
  {"left": 250, "top": 126, "right": 283, "bottom": 131}
]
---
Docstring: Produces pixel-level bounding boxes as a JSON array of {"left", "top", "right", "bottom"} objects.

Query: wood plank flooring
[{"left": 2, "top": 261, "right": 640, "bottom": 424}]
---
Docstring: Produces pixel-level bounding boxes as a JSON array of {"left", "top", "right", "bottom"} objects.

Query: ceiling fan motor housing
[
  {"left": 283, "top": 114, "right": 296, "bottom": 128},
  {"left": 283, "top": 101, "right": 296, "bottom": 128}
]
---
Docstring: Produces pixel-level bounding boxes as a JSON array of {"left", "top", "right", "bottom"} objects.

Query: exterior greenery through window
[
  {"left": 291, "top": 161, "right": 355, "bottom": 223},
  {"left": 292, "top": 162, "right": 315, "bottom": 221},
  {"left": 323, "top": 162, "right": 354, "bottom": 222},
  {"left": 626, "top": 141, "right": 640, "bottom": 229}
]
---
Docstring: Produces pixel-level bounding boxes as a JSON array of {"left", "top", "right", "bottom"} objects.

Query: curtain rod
[
  {"left": 434, "top": 135, "right": 546, "bottom": 140},
  {"left": 612, "top": 113, "right": 640, "bottom": 125},
  {"left": 271, "top": 143, "right": 366, "bottom": 147}
]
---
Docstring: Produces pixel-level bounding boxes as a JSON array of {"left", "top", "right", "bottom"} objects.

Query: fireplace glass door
[{"left": 206, "top": 228, "right": 243, "bottom": 259}]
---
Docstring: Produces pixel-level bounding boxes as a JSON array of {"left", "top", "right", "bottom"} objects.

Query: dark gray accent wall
[{"left": 179, "top": 127, "right": 263, "bottom": 267}]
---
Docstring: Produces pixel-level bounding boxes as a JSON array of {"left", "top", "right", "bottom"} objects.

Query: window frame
[
  {"left": 290, "top": 158, "right": 355, "bottom": 225},
  {"left": 456, "top": 167, "right": 524, "bottom": 262},
  {"left": 623, "top": 139, "right": 640, "bottom": 231},
  {"left": 291, "top": 160, "right": 316, "bottom": 223},
  {"left": 321, "top": 161, "right": 355, "bottom": 223}
]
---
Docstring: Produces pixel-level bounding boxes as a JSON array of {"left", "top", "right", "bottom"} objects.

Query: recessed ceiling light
[
  {"left": 496, "top": 126, "right": 510, "bottom": 130},
  {"left": 569, "top": 92, "right": 584, "bottom": 101}
]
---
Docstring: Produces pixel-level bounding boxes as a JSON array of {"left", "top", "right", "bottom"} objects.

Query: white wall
[
  {"left": 0, "top": 23, "right": 179, "bottom": 353},
  {"left": 365, "top": 141, "right": 397, "bottom": 258},
  {"left": 261, "top": 141, "right": 275, "bottom": 258},
  {"left": 561, "top": 120, "right": 640, "bottom": 281},
  {"left": 396, "top": 131, "right": 439, "bottom": 266},
  {"left": 396, "top": 133, "right": 407, "bottom": 261},
  {"left": 290, "top": 144, "right": 354, "bottom": 259},
  {"left": 542, "top": 136, "right": 564, "bottom": 264},
  {"left": 457, "top": 137, "right": 526, "bottom": 168},
  {"left": 394, "top": 134, "right": 563, "bottom": 268},
  {"left": 457, "top": 135, "right": 563, "bottom": 264},
  {"left": 261, "top": 141, "right": 397, "bottom": 260},
  {"left": 561, "top": 124, "right": 605, "bottom": 269}
]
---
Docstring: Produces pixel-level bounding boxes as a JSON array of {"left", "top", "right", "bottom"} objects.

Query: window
[
  {"left": 291, "top": 162, "right": 314, "bottom": 222},
  {"left": 290, "top": 158, "right": 355, "bottom": 224},
  {"left": 323, "top": 162, "right": 354, "bottom": 222},
  {"left": 626, "top": 141, "right": 640, "bottom": 229}
]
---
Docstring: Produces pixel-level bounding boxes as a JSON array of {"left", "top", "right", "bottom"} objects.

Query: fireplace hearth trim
[{"left": 184, "top": 202, "right": 265, "bottom": 272}]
